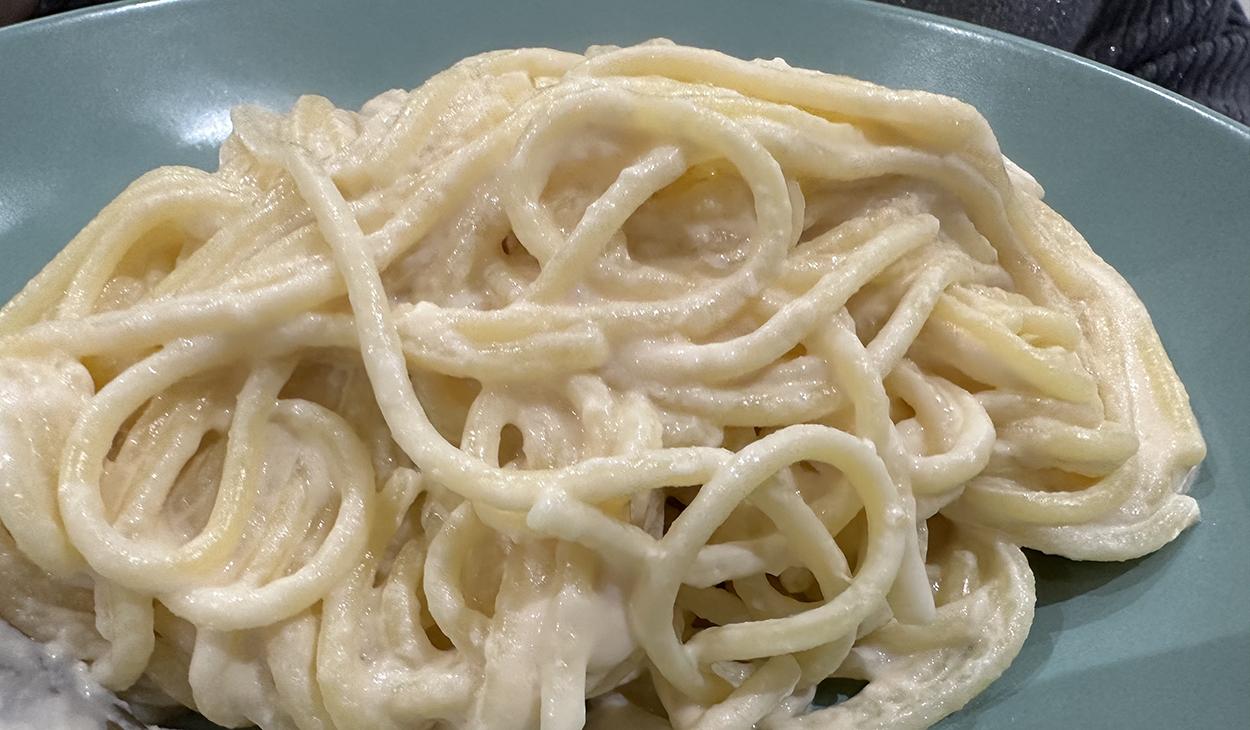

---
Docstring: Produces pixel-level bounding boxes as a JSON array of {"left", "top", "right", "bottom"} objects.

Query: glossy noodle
[{"left": 0, "top": 40, "right": 1204, "bottom": 730}]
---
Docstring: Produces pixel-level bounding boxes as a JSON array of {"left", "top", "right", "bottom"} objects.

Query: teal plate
[{"left": 1, "top": 1, "right": 1247, "bottom": 728}]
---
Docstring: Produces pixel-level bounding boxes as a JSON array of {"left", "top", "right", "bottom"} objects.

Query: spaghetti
[{"left": 0, "top": 40, "right": 1205, "bottom": 730}]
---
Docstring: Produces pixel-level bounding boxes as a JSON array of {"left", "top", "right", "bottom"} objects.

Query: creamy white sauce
[{"left": 0, "top": 618, "right": 138, "bottom": 730}]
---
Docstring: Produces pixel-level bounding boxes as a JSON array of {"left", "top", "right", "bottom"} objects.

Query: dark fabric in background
[
  {"left": 875, "top": 0, "right": 1250, "bottom": 123},
  {"left": 27, "top": 0, "right": 1250, "bottom": 124}
]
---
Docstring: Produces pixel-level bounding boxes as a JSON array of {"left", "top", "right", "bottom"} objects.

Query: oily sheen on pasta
[{"left": 0, "top": 41, "right": 1205, "bottom": 730}]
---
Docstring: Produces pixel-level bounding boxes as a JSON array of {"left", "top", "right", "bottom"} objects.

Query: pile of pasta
[{"left": 0, "top": 41, "right": 1205, "bottom": 730}]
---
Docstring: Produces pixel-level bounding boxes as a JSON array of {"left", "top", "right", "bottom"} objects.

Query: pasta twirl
[{"left": 0, "top": 40, "right": 1204, "bottom": 730}]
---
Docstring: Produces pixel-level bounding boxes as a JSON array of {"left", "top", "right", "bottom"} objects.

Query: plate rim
[{"left": 1, "top": 0, "right": 1247, "bottom": 142}]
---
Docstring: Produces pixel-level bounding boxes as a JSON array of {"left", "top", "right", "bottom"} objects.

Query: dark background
[{"left": 879, "top": 0, "right": 1250, "bottom": 124}]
